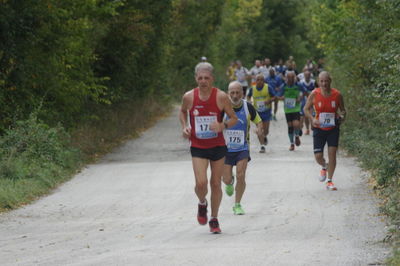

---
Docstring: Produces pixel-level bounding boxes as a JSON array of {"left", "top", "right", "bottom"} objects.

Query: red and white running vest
[{"left": 189, "top": 87, "right": 226, "bottom": 148}]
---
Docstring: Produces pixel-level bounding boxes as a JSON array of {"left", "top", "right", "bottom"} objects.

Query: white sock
[{"left": 199, "top": 200, "right": 207, "bottom": 206}]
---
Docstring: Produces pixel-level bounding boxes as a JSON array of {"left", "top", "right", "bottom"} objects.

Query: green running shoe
[
  {"left": 225, "top": 176, "right": 234, "bottom": 196},
  {"left": 233, "top": 203, "right": 245, "bottom": 215}
]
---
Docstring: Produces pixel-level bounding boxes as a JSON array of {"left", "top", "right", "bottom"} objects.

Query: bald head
[
  {"left": 318, "top": 71, "right": 332, "bottom": 90},
  {"left": 228, "top": 81, "right": 243, "bottom": 105},
  {"left": 318, "top": 71, "right": 331, "bottom": 81}
]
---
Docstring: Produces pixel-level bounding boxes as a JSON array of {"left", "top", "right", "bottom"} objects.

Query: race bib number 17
[{"left": 195, "top": 116, "right": 217, "bottom": 139}]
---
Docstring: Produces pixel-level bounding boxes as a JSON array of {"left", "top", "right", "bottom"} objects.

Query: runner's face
[
  {"left": 319, "top": 75, "right": 331, "bottom": 90},
  {"left": 256, "top": 76, "right": 264, "bottom": 88},
  {"left": 229, "top": 86, "right": 242, "bottom": 105},
  {"left": 195, "top": 71, "right": 213, "bottom": 89}
]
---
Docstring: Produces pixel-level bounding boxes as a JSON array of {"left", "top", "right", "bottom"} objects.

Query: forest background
[{"left": 0, "top": 0, "right": 399, "bottom": 263}]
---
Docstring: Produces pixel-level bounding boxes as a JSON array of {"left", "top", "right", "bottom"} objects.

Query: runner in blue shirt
[
  {"left": 265, "top": 68, "right": 284, "bottom": 121},
  {"left": 299, "top": 70, "right": 316, "bottom": 135}
]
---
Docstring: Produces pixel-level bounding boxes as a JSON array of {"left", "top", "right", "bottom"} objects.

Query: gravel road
[{"left": 0, "top": 105, "right": 390, "bottom": 265}]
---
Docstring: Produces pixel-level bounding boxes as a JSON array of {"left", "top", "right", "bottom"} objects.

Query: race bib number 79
[
  {"left": 319, "top": 112, "right": 335, "bottom": 128},
  {"left": 195, "top": 116, "right": 217, "bottom": 139}
]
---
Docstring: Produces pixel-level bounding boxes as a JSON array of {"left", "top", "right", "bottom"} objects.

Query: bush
[{"left": 0, "top": 113, "right": 80, "bottom": 209}]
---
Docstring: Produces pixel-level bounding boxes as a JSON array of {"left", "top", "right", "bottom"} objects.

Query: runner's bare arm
[
  {"left": 179, "top": 91, "right": 193, "bottom": 139},
  {"left": 304, "top": 91, "right": 318, "bottom": 127},
  {"left": 211, "top": 91, "right": 238, "bottom": 132}
]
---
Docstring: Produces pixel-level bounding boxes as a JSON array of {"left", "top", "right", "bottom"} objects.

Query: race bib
[
  {"left": 195, "top": 116, "right": 217, "bottom": 139},
  {"left": 284, "top": 98, "right": 296, "bottom": 109},
  {"left": 319, "top": 112, "right": 335, "bottom": 128},
  {"left": 256, "top": 101, "right": 266, "bottom": 112},
  {"left": 225, "top": 130, "right": 245, "bottom": 150}
]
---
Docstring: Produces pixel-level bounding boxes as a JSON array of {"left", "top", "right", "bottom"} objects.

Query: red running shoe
[
  {"left": 197, "top": 202, "right": 208, "bottom": 225},
  {"left": 209, "top": 218, "right": 221, "bottom": 234}
]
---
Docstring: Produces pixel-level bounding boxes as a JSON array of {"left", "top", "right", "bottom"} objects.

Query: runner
[
  {"left": 247, "top": 74, "right": 275, "bottom": 153},
  {"left": 274, "top": 58, "right": 286, "bottom": 77},
  {"left": 278, "top": 72, "right": 303, "bottom": 151},
  {"left": 304, "top": 71, "right": 346, "bottom": 191},
  {"left": 265, "top": 68, "right": 284, "bottom": 121},
  {"left": 179, "top": 62, "right": 238, "bottom": 233},
  {"left": 249, "top": 59, "right": 264, "bottom": 87},
  {"left": 234, "top": 60, "right": 250, "bottom": 98},
  {"left": 222, "top": 81, "right": 262, "bottom": 215},
  {"left": 299, "top": 70, "right": 316, "bottom": 135},
  {"left": 226, "top": 61, "right": 237, "bottom": 82},
  {"left": 261, "top": 57, "right": 273, "bottom": 79}
]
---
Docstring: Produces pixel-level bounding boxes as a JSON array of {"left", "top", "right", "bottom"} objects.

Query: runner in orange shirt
[{"left": 304, "top": 71, "right": 346, "bottom": 190}]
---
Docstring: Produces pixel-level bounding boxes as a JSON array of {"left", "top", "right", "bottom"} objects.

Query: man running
[
  {"left": 249, "top": 59, "right": 264, "bottom": 87},
  {"left": 234, "top": 60, "right": 250, "bottom": 98},
  {"left": 247, "top": 74, "right": 275, "bottom": 153},
  {"left": 266, "top": 68, "right": 284, "bottom": 121},
  {"left": 180, "top": 62, "right": 238, "bottom": 233},
  {"left": 278, "top": 72, "right": 303, "bottom": 151},
  {"left": 222, "top": 81, "right": 262, "bottom": 215},
  {"left": 304, "top": 71, "right": 346, "bottom": 191},
  {"left": 299, "top": 70, "right": 316, "bottom": 135}
]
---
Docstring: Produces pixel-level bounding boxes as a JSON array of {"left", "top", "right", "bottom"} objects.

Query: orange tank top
[{"left": 313, "top": 88, "right": 341, "bottom": 131}]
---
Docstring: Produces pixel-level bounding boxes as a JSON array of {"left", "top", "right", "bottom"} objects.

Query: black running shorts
[
  {"left": 313, "top": 127, "right": 340, "bottom": 154},
  {"left": 285, "top": 112, "right": 300, "bottom": 122},
  {"left": 190, "top": 146, "right": 227, "bottom": 161}
]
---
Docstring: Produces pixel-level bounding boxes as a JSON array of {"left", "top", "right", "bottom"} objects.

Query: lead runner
[{"left": 179, "top": 62, "right": 238, "bottom": 233}]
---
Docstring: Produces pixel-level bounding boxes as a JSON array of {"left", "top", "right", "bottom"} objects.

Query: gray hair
[
  {"left": 318, "top": 71, "right": 331, "bottom": 81},
  {"left": 195, "top": 62, "right": 214, "bottom": 76},
  {"left": 256, "top": 73, "right": 265, "bottom": 80},
  {"left": 228, "top": 81, "right": 242, "bottom": 91}
]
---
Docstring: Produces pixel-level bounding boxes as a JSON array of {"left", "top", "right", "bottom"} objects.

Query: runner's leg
[
  {"left": 210, "top": 157, "right": 224, "bottom": 218},
  {"left": 192, "top": 157, "right": 209, "bottom": 203},
  {"left": 235, "top": 158, "right": 248, "bottom": 204}
]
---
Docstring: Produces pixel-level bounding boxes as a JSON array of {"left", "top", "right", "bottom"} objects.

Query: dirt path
[{"left": 0, "top": 105, "right": 389, "bottom": 265}]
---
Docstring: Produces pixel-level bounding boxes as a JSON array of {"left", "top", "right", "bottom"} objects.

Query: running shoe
[
  {"left": 295, "top": 136, "right": 301, "bottom": 146},
  {"left": 209, "top": 218, "right": 221, "bottom": 234},
  {"left": 259, "top": 146, "right": 266, "bottom": 153},
  {"left": 233, "top": 203, "right": 245, "bottom": 215},
  {"left": 319, "top": 167, "right": 327, "bottom": 182},
  {"left": 289, "top": 144, "right": 295, "bottom": 151},
  {"left": 225, "top": 176, "right": 234, "bottom": 196},
  {"left": 197, "top": 202, "right": 208, "bottom": 225},
  {"left": 326, "top": 181, "right": 337, "bottom": 191},
  {"left": 273, "top": 114, "right": 277, "bottom": 121}
]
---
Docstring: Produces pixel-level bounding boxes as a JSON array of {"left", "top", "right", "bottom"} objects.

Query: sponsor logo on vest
[
  {"left": 331, "top": 101, "right": 336, "bottom": 108},
  {"left": 193, "top": 109, "right": 199, "bottom": 116},
  {"left": 318, "top": 102, "right": 322, "bottom": 108}
]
